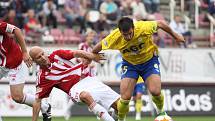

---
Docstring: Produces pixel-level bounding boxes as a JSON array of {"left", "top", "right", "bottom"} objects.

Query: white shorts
[
  {"left": 69, "top": 76, "right": 120, "bottom": 110},
  {"left": 0, "top": 61, "right": 28, "bottom": 85}
]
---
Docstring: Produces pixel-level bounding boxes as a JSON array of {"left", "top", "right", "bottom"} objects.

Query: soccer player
[
  {"left": 133, "top": 77, "right": 145, "bottom": 120},
  {"left": 64, "top": 29, "right": 97, "bottom": 120},
  {"left": 92, "top": 17, "right": 185, "bottom": 121},
  {"left": 29, "top": 46, "right": 119, "bottom": 121},
  {"left": 0, "top": 21, "right": 51, "bottom": 121}
]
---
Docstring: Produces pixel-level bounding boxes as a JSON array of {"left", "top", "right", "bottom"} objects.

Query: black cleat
[{"left": 42, "top": 104, "right": 51, "bottom": 121}]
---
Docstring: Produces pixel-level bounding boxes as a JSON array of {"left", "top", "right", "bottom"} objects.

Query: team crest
[
  {"left": 154, "top": 64, "right": 158, "bottom": 69},
  {"left": 138, "top": 37, "right": 142, "bottom": 42}
]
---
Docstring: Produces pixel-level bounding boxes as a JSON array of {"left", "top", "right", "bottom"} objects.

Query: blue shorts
[
  {"left": 133, "top": 82, "right": 146, "bottom": 96},
  {"left": 121, "top": 56, "right": 160, "bottom": 81}
]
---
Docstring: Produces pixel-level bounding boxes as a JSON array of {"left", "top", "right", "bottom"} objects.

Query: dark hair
[{"left": 118, "top": 17, "right": 134, "bottom": 32}]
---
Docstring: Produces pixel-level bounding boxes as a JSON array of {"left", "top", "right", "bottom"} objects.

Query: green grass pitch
[{"left": 2, "top": 116, "right": 215, "bottom": 121}]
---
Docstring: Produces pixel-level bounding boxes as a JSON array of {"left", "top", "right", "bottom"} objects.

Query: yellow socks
[
  {"left": 117, "top": 98, "right": 130, "bottom": 120},
  {"left": 135, "top": 99, "right": 142, "bottom": 113},
  {"left": 152, "top": 92, "right": 164, "bottom": 113}
]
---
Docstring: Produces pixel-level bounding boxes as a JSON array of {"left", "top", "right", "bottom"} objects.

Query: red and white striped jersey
[
  {"left": 36, "top": 50, "right": 90, "bottom": 97},
  {"left": 78, "top": 42, "right": 97, "bottom": 76},
  {"left": 0, "top": 21, "right": 23, "bottom": 69},
  {"left": 78, "top": 42, "right": 92, "bottom": 52}
]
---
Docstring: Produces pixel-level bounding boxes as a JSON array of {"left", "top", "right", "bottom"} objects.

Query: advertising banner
[
  {"left": 1, "top": 48, "right": 215, "bottom": 83},
  {"left": 0, "top": 84, "right": 68, "bottom": 116},
  {"left": 0, "top": 84, "right": 214, "bottom": 116},
  {"left": 69, "top": 84, "right": 215, "bottom": 116}
]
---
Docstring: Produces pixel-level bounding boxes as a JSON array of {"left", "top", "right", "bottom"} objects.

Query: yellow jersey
[
  {"left": 101, "top": 21, "right": 159, "bottom": 65},
  {"left": 137, "top": 76, "right": 144, "bottom": 84}
]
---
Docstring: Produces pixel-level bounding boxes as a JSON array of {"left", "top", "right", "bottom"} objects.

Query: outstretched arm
[
  {"left": 14, "top": 27, "right": 32, "bottom": 67},
  {"left": 73, "top": 50, "right": 104, "bottom": 63},
  {"left": 157, "top": 20, "right": 185, "bottom": 43},
  {"left": 32, "top": 98, "right": 42, "bottom": 121},
  {"left": 92, "top": 42, "right": 102, "bottom": 54}
]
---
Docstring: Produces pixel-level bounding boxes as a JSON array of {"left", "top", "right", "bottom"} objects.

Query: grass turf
[{"left": 2, "top": 116, "right": 215, "bottom": 121}]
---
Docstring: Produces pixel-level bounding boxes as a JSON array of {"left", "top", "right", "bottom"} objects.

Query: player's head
[
  {"left": 85, "top": 28, "right": 96, "bottom": 45},
  {"left": 29, "top": 46, "right": 50, "bottom": 67},
  {"left": 118, "top": 17, "right": 134, "bottom": 41}
]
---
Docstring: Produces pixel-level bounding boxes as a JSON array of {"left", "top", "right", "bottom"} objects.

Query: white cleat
[
  {"left": 135, "top": 112, "right": 141, "bottom": 120},
  {"left": 64, "top": 111, "right": 71, "bottom": 121}
]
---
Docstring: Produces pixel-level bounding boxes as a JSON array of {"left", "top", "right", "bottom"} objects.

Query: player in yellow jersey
[
  {"left": 133, "top": 77, "right": 145, "bottom": 120},
  {"left": 92, "top": 17, "right": 185, "bottom": 121}
]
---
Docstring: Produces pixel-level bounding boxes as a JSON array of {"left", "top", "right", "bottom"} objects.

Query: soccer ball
[{"left": 154, "top": 115, "right": 173, "bottom": 121}]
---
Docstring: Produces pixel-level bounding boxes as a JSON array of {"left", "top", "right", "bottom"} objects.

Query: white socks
[
  {"left": 66, "top": 100, "right": 75, "bottom": 113},
  {"left": 21, "top": 93, "right": 35, "bottom": 106},
  {"left": 40, "top": 99, "right": 50, "bottom": 113},
  {"left": 21, "top": 93, "right": 49, "bottom": 113},
  {"left": 89, "top": 102, "right": 115, "bottom": 121}
]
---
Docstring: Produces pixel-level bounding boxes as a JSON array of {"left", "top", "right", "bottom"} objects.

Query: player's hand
[
  {"left": 92, "top": 53, "right": 106, "bottom": 63},
  {"left": 23, "top": 52, "right": 33, "bottom": 67},
  {"left": 174, "top": 33, "right": 185, "bottom": 43},
  {"left": 81, "top": 58, "right": 92, "bottom": 65}
]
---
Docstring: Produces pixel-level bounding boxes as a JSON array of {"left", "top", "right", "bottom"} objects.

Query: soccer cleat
[
  {"left": 64, "top": 111, "right": 71, "bottom": 121},
  {"left": 158, "top": 111, "right": 167, "bottom": 116},
  {"left": 118, "top": 118, "right": 125, "bottom": 121},
  {"left": 42, "top": 104, "right": 51, "bottom": 121},
  {"left": 135, "top": 112, "right": 141, "bottom": 120},
  {"left": 155, "top": 112, "right": 173, "bottom": 121}
]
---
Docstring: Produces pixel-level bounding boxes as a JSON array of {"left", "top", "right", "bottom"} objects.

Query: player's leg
[
  {"left": 140, "top": 56, "right": 164, "bottom": 115},
  {"left": 118, "top": 77, "right": 136, "bottom": 121},
  {"left": 0, "top": 115, "right": 2, "bottom": 121},
  {"left": 146, "top": 74, "right": 164, "bottom": 114},
  {"left": 133, "top": 82, "right": 145, "bottom": 120},
  {"left": 9, "top": 62, "right": 51, "bottom": 121},
  {"left": 69, "top": 77, "right": 115, "bottom": 121},
  {"left": 135, "top": 93, "right": 142, "bottom": 120},
  {"left": 118, "top": 63, "right": 138, "bottom": 121},
  {"left": 64, "top": 99, "right": 75, "bottom": 120},
  {"left": 80, "top": 91, "right": 115, "bottom": 121},
  {"left": 90, "top": 80, "right": 120, "bottom": 120}
]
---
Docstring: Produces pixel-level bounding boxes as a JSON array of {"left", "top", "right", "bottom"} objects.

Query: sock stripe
[
  {"left": 89, "top": 101, "right": 96, "bottom": 110},
  {"left": 21, "top": 94, "right": 26, "bottom": 104}
]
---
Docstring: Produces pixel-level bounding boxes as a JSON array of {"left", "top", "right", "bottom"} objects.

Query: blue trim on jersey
[{"left": 121, "top": 56, "right": 160, "bottom": 81}]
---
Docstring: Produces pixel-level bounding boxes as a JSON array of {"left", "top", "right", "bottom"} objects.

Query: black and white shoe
[{"left": 42, "top": 103, "right": 51, "bottom": 121}]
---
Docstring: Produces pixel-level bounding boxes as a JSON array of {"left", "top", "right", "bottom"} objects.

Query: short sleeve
[
  {"left": 101, "top": 29, "right": 119, "bottom": 50},
  {"left": 51, "top": 50, "right": 74, "bottom": 60},
  {"left": 138, "top": 21, "right": 157, "bottom": 35}
]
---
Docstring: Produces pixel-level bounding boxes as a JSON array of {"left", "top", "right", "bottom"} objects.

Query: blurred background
[{"left": 0, "top": 0, "right": 215, "bottom": 121}]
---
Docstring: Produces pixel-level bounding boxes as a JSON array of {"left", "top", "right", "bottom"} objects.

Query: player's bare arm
[
  {"left": 32, "top": 98, "right": 42, "bottom": 121},
  {"left": 92, "top": 42, "right": 102, "bottom": 54},
  {"left": 157, "top": 20, "right": 185, "bottom": 43},
  {"left": 13, "top": 27, "right": 32, "bottom": 67},
  {"left": 73, "top": 50, "right": 104, "bottom": 63}
]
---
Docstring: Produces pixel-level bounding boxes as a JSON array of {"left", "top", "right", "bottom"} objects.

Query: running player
[
  {"left": 0, "top": 21, "right": 50, "bottom": 121},
  {"left": 92, "top": 17, "right": 185, "bottom": 121},
  {"left": 29, "top": 46, "right": 119, "bottom": 121},
  {"left": 133, "top": 77, "right": 145, "bottom": 120}
]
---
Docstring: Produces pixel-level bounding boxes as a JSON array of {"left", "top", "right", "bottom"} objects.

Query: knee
[
  {"left": 121, "top": 90, "right": 133, "bottom": 100},
  {"left": 149, "top": 86, "right": 161, "bottom": 96},
  {"left": 11, "top": 93, "right": 24, "bottom": 103},
  {"left": 79, "top": 91, "right": 91, "bottom": 102},
  {"left": 121, "top": 95, "right": 131, "bottom": 100}
]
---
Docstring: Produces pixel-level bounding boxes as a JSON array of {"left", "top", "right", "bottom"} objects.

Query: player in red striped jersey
[
  {"left": 29, "top": 46, "right": 119, "bottom": 121},
  {"left": 0, "top": 21, "right": 50, "bottom": 121}
]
